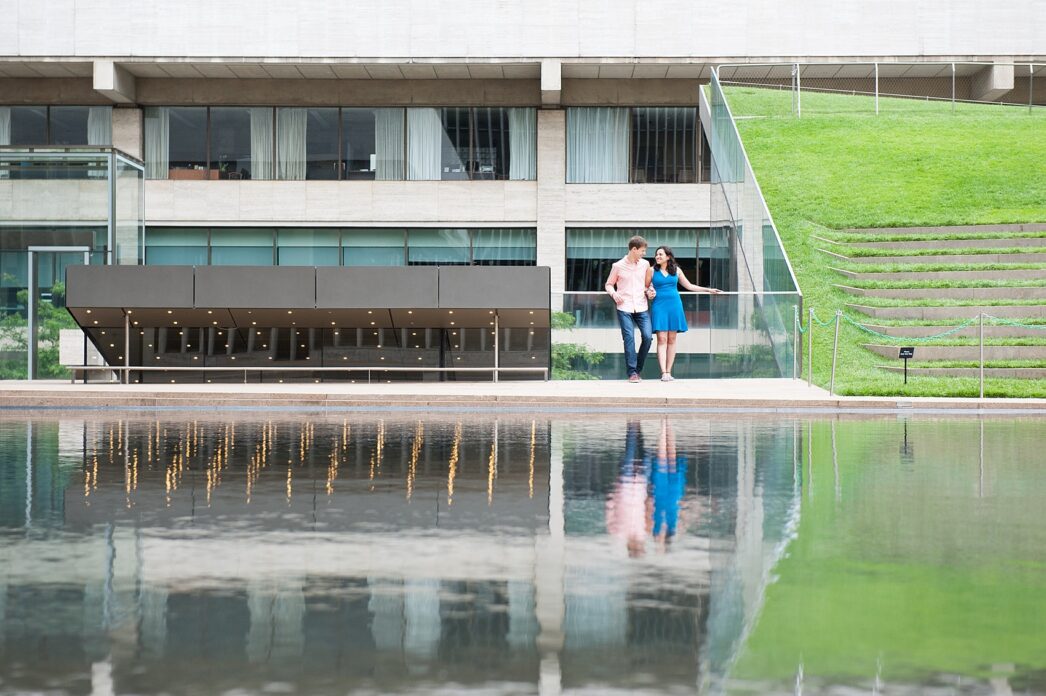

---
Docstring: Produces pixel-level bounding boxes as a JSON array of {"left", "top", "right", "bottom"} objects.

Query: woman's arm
[{"left": 677, "top": 269, "right": 723, "bottom": 293}]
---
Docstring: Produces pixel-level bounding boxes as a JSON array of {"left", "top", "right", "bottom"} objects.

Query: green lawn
[{"left": 723, "top": 87, "right": 1046, "bottom": 397}]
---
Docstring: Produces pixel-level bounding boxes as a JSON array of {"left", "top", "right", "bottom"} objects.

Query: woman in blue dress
[{"left": 645, "top": 246, "right": 722, "bottom": 381}]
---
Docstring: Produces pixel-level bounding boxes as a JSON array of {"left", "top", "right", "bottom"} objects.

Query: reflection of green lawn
[{"left": 732, "top": 420, "right": 1046, "bottom": 687}]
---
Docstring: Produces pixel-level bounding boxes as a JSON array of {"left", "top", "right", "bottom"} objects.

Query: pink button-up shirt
[{"left": 605, "top": 256, "right": 650, "bottom": 314}]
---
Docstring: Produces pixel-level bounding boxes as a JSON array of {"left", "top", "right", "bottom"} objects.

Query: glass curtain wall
[
  {"left": 567, "top": 107, "right": 708, "bottom": 184},
  {"left": 146, "top": 107, "right": 536, "bottom": 181},
  {"left": 565, "top": 228, "right": 720, "bottom": 292},
  {"left": 0, "top": 106, "right": 112, "bottom": 147},
  {"left": 145, "top": 227, "right": 537, "bottom": 267}
]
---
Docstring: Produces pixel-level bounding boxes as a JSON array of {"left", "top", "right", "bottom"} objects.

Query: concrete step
[
  {"left": 843, "top": 223, "right": 1046, "bottom": 235},
  {"left": 819, "top": 249, "right": 1046, "bottom": 265},
  {"left": 816, "top": 235, "right": 1046, "bottom": 250},
  {"left": 848, "top": 303, "right": 1046, "bottom": 320},
  {"left": 864, "top": 344, "right": 1046, "bottom": 361},
  {"left": 861, "top": 323, "right": 1043, "bottom": 339},
  {"left": 831, "top": 267, "right": 1046, "bottom": 282},
  {"left": 881, "top": 366, "right": 1046, "bottom": 379},
  {"left": 836, "top": 284, "right": 1046, "bottom": 300}
]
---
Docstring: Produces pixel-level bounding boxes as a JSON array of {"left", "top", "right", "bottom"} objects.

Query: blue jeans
[{"left": 616, "top": 310, "right": 652, "bottom": 377}]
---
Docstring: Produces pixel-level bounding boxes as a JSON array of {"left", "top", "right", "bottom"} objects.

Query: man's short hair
[{"left": 627, "top": 235, "right": 648, "bottom": 250}]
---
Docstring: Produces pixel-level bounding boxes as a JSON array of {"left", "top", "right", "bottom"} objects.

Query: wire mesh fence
[{"left": 717, "top": 62, "right": 1044, "bottom": 118}]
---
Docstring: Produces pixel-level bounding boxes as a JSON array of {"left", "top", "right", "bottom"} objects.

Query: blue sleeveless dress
[{"left": 650, "top": 269, "right": 688, "bottom": 333}]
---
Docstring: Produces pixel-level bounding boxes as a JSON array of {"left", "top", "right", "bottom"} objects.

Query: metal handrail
[{"left": 68, "top": 364, "right": 549, "bottom": 384}]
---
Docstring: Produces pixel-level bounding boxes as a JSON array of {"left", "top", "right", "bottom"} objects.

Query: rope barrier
[
  {"left": 983, "top": 314, "right": 1046, "bottom": 331},
  {"left": 840, "top": 314, "right": 980, "bottom": 342}
]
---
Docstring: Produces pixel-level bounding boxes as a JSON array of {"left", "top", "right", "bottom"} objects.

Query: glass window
[
  {"left": 472, "top": 228, "right": 536, "bottom": 266},
  {"left": 566, "top": 108, "right": 629, "bottom": 183},
  {"left": 210, "top": 228, "right": 273, "bottom": 265},
  {"left": 165, "top": 107, "right": 207, "bottom": 178},
  {"left": 647, "top": 229, "right": 698, "bottom": 281},
  {"left": 48, "top": 106, "right": 89, "bottom": 145},
  {"left": 344, "top": 108, "right": 405, "bottom": 181},
  {"left": 471, "top": 108, "right": 508, "bottom": 180},
  {"left": 277, "top": 228, "right": 340, "bottom": 266},
  {"left": 699, "top": 227, "right": 732, "bottom": 289},
  {"left": 146, "top": 228, "right": 208, "bottom": 266},
  {"left": 277, "top": 108, "right": 339, "bottom": 181},
  {"left": 407, "top": 228, "right": 470, "bottom": 265},
  {"left": 440, "top": 108, "right": 470, "bottom": 180},
  {"left": 210, "top": 107, "right": 273, "bottom": 180},
  {"left": 343, "top": 228, "right": 405, "bottom": 266},
  {"left": 630, "top": 107, "right": 697, "bottom": 183},
  {"left": 565, "top": 228, "right": 634, "bottom": 291},
  {"left": 8, "top": 107, "right": 47, "bottom": 145}
]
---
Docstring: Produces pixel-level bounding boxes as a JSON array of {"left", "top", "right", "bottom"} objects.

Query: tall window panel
[
  {"left": 630, "top": 107, "right": 696, "bottom": 183},
  {"left": 0, "top": 106, "right": 110, "bottom": 146},
  {"left": 277, "top": 228, "right": 339, "bottom": 266},
  {"left": 343, "top": 108, "right": 405, "bottom": 181},
  {"left": 566, "top": 228, "right": 706, "bottom": 291},
  {"left": 210, "top": 107, "right": 273, "bottom": 180},
  {"left": 4, "top": 107, "right": 47, "bottom": 145},
  {"left": 210, "top": 228, "right": 274, "bottom": 266},
  {"left": 407, "top": 228, "right": 470, "bottom": 265},
  {"left": 343, "top": 229, "right": 406, "bottom": 266},
  {"left": 471, "top": 228, "right": 536, "bottom": 265},
  {"left": 146, "top": 228, "right": 209, "bottom": 266},
  {"left": 566, "top": 108, "right": 629, "bottom": 183},
  {"left": 277, "top": 108, "right": 339, "bottom": 180},
  {"left": 146, "top": 107, "right": 206, "bottom": 180}
]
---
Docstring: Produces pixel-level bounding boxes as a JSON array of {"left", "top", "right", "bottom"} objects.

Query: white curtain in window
[
  {"left": 374, "top": 108, "right": 404, "bottom": 180},
  {"left": 508, "top": 108, "right": 537, "bottom": 180},
  {"left": 276, "top": 108, "right": 307, "bottom": 180},
  {"left": 143, "top": 107, "right": 170, "bottom": 180},
  {"left": 0, "top": 107, "right": 11, "bottom": 145},
  {"left": 566, "top": 107, "right": 628, "bottom": 183},
  {"left": 87, "top": 107, "right": 112, "bottom": 146},
  {"left": 249, "top": 108, "right": 274, "bottom": 180},
  {"left": 406, "top": 108, "right": 442, "bottom": 180}
]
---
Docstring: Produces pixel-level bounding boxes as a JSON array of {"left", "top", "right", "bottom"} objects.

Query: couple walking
[{"left": 605, "top": 235, "right": 721, "bottom": 382}]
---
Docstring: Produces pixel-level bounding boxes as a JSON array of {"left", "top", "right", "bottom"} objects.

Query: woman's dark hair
[{"left": 655, "top": 246, "right": 678, "bottom": 275}]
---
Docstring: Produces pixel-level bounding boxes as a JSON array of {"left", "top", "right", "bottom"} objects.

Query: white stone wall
[{"left": 1, "top": 0, "right": 1040, "bottom": 60}]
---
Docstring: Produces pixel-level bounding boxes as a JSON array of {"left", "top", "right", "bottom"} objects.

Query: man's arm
[{"left": 605, "top": 264, "right": 622, "bottom": 303}]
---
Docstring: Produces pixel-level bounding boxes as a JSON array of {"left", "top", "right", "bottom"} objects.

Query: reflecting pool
[{"left": 0, "top": 414, "right": 1044, "bottom": 695}]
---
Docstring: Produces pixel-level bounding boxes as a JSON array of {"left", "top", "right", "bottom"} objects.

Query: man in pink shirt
[{"left": 605, "top": 236, "right": 654, "bottom": 383}]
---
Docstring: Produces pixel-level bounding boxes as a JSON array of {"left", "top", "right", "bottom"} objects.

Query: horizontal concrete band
[{"left": 66, "top": 264, "right": 551, "bottom": 327}]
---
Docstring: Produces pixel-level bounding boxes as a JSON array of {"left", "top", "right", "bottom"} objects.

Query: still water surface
[{"left": 0, "top": 414, "right": 1044, "bottom": 695}]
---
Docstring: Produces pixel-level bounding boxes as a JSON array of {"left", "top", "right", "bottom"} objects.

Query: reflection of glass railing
[{"left": 560, "top": 291, "right": 801, "bottom": 378}]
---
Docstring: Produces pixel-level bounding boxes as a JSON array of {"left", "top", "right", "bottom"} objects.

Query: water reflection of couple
[{"left": 605, "top": 419, "right": 690, "bottom": 557}]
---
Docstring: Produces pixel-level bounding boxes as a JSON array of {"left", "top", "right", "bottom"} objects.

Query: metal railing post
[
  {"left": 123, "top": 312, "right": 130, "bottom": 384},
  {"left": 493, "top": 313, "right": 499, "bottom": 383},
  {"left": 874, "top": 62, "right": 879, "bottom": 115},
  {"left": 807, "top": 307, "right": 814, "bottom": 387},
  {"left": 979, "top": 312, "right": 985, "bottom": 398},
  {"left": 792, "top": 305, "right": 799, "bottom": 379},
  {"left": 830, "top": 310, "right": 841, "bottom": 396}
]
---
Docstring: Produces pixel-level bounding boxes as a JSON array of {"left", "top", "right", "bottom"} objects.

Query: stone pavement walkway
[{"left": 2, "top": 379, "right": 1044, "bottom": 413}]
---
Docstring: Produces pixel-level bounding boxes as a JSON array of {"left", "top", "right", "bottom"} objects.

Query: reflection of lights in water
[
  {"left": 447, "top": 421, "right": 461, "bottom": 506},
  {"left": 487, "top": 421, "right": 498, "bottom": 506},
  {"left": 369, "top": 420, "right": 386, "bottom": 489},
  {"left": 407, "top": 420, "right": 424, "bottom": 501},
  {"left": 529, "top": 420, "right": 536, "bottom": 499},
  {"left": 286, "top": 466, "right": 293, "bottom": 502}
]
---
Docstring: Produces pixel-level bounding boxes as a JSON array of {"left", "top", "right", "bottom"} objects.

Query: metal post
[
  {"left": 27, "top": 251, "right": 35, "bottom": 380},
  {"left": 829, "top": 310, "right": 841, "bottom": 396},
  {"left": 123, "top": 312, "right": 130, "bottom": 384},
  {"left": 951, "top": 63, "right": 956, "bottom": 113},
  {"left": 795, "top": 63, "right": 802, "bottom": 119},
  {"left": 493, "top": 313, "right": 500, "bottom": 383},
  {"left": 807, "top": 308, "right": 814, "bottom": 387},
  {"left": 979, "top": 312, "right": 985, "bottom": 398},
  {"left": 874, "top": 62, "right": 879, "bottom": 115},
  {"left": 792, "top": 305, "right": 799, "bottom": 379}
]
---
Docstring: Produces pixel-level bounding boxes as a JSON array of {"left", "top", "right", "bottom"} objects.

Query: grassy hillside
[{"left": 723, "top": 87, "right": 1046, "bottom": 397}]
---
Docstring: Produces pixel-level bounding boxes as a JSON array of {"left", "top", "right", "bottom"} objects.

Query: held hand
[{"left": 646, "top": 287, "right": 656, "bottom": 299}]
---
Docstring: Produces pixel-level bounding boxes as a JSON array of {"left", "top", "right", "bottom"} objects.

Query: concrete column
[
  {"left": 537, "top": 109, "right": 566, "bottom": 312},
  {"left": 403, "top": 578, "right": 441, "bottom": 658},
  {"left": 972, "top": 62, "right": 1015, "bottom": 102},
  {"left": 93, "top": 60, "right": 136, "bottom": 104},
  {"left": 534, "top": 420, "right": 565, "bottom": 693},
  {"left": 368, "top": 577, "right": 404, "bottom": 651},
  {"left": 506, "top": 579, "right": 538, "bottom": 649},
  {"left": 247, "top": 580, "right": 305, "bottom": 663},
  {"left": 111, "top": 107, "right": 143, "bottom": 159}
]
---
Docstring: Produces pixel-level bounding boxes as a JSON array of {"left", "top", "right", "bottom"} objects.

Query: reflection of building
[{"left": 0, "top": 415, "right": 800, "bottom": 693}]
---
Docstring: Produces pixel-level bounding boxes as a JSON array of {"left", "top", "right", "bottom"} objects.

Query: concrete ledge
[
  {"left": 881, "top": 366, "right": 1046, "bottom": 379},
  {"left": 832, "top": 267, "right": 1046, "bottom": 282},
  {"left": 863, "top": 344, "right": 1046, "bottom": 360},
  {"left": 862, "top": 324, "right": 1039, "bottom": 338},
  {"left": 2, "top": 381, "right": 1045, "bottom": 413},
  {"left": 836, "top": 284, "right": 1046, "bottom": 300},
  {"left": 820, "top": 250, "right": 1046, "bottom": 265},
  {"left": 821, "top": 236, "right": 1046, "bottom": 250},
  {"left": 842, "top": 223, "right": 1046, "bottom": 235},
  {"left": 847, "top": 303, "right": 1046, "bottom": 320}
]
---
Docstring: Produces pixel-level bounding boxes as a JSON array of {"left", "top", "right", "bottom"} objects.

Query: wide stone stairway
[{"left": 818, "top": 223, "right": 1046, "bottom": 380}]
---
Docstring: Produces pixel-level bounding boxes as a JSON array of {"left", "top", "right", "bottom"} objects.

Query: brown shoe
[{"left": 628, "top": 374, "right": 640, "bottom": 383}]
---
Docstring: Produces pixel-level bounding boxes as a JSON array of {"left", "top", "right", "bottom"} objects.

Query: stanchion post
[
  {"left": 123, "top": 312, "right": 130, "bottom": 384},
  {"left": 793, "top": 305, "right": 799, "bottom": 380},
  {"left": 979, "top": 312, "right": 985, "bottom": 399},
  {"left": 807, "top": 308, "right": 814, "bottom": 387},
  {"left": 830, "top": 310, "right": 841, "bottom": 396}
]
